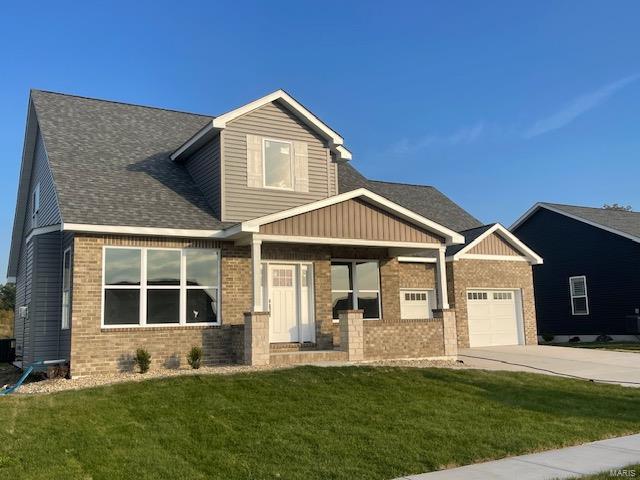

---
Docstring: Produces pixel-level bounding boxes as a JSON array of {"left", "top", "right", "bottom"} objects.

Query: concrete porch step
[
  {"left": 270, "top": 342, "right": 318, "bottom": 352},
  {"left": 269, "top": 349, "right": 348, "bottom": 365}
]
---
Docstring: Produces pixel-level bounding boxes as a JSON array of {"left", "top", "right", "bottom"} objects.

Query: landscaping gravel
[{"left": 15, "top": 358, "right": 464, "bottom": 395}]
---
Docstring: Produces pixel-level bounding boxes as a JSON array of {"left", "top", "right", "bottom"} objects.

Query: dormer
[{"left": 172, "top": 90, "right": 352, "bottom": 222}]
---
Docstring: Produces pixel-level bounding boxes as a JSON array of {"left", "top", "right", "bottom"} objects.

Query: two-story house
[{"left": 8, "top": 89, "right": 542, "bottom": 376}]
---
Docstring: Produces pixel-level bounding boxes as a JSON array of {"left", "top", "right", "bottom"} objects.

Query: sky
[{"left": 1, "top": 1, "right": 640, "bottom": 279}]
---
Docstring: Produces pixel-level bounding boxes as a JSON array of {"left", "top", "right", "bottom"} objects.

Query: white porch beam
[
  {"left": 251, "top": 238, "right": 263, "bottom": 311},
  {"left": 436, "top": 246, "right": 449, "bottom": 309}
]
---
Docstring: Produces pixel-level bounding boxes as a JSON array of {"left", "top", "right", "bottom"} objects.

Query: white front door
[
  {"left": 467, "top": 290, "right": 521, "bottom": 347},
  {"left": 268, "top": 265, "right": 299, "bottom": 342}
]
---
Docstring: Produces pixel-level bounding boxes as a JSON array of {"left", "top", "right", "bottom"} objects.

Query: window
[
  {"left": 61, "top": 248, "right": 71, "bottom": 330},
  {"left": 400, "top": 289, "right": 436, "bottom": 320},
  {"left": 32, "top": 182, "right": 40, "bottom": 226},
  {"left": 331, "top": 260, "right": 381, "bottom": 320},
  {"left": 102, "top": 247, "right": 220, "bottom": 327},
  {"left": 467, "top": 292, "right": 488, "bottom": 300},
  {"left": 569, "top": 276, "right": 589, "bottom": 315},
  {"left": 493, "top": 292, "right": 512, "bottom": 300},
  {"left": 263, "top": 139, "right": 293, "bottom": 189}
]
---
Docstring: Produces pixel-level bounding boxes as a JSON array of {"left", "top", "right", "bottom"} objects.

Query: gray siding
[
  {"left": 222, "top": 100, "right": 337, "bottom": 221},
  {"left": 30, "top": 231, "right": 65, "bottom": 362},
  {"left": 184, "top": 136, "right": 221, "bottom": 218},
  {"left": 25, "top": 131, "right": 61, "bottom": 232},
  {"left": 14, "top": 239, "right": 33, "bottom": 363},
  {"left": 14, "top": 129, "right": 63, "bottom": 365}
]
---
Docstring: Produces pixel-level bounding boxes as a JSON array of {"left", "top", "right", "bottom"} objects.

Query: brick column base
[
  {"left": 244, "top": 311, "right": 270, "bottom": 366},
  {"left": 339, "top": 310, "right": 364, "bottom": 361},
  {"left": 434, "top": 308, "right": 458, "bottom": 357}
]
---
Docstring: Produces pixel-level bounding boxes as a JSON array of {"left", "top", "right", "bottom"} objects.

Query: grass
[
  {"left": 1, "top": 366, "right": 640, "bottom": 480},
  {"left": 552, "top": 342, "right": 640, "bottom": 352}
]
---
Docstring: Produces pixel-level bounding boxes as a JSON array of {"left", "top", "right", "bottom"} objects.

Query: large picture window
[
  {"left": 263, "top": 138, "right": 293, "bottom": 190},
  {"left": 102, "top": 247, "right": 220, "bottom": 327},
  {"left": 331, "top": 260, "right": 381, "bottom": 320}
]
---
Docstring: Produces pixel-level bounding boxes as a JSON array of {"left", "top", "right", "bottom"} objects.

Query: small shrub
[
  {"left": 541, "top": 333, "right": 555, "bottom": 343},
  {"left": 568, "top": 336, "right": 581, "bottom": 343},
  {"left": 134, "top": 348, "right": 151, "bottom": 373},
  {"left": 187, "top": 346, "right": 202, "bottom": 369},
  {"left": 596, "top": 334, "right": 613, "bottom": 342}
]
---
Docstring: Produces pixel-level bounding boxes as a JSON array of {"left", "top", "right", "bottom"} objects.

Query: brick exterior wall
[
  {"left": 447, "top": 259, "right": 538, "bottom": 348},
  {"left": 70, "top": 234, "right": 247, "bottom": 376},
  {"left": 363, "top": 319, "right": 444, "bottom": 359},
  {"left": 69, "top": 235, "right": 451, "bottom": 375}
]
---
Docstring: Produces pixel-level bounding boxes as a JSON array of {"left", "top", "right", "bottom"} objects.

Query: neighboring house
[
  {"left": 7, "top": 89, "right": 542, "bottom": 376},
  {"left": 512, "top": 203, "right": 640, "bottom": 341}
]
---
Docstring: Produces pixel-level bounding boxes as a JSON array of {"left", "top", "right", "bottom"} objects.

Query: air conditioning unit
[{"left": 18, "top": 306, "right": 28, "bottom": 319}]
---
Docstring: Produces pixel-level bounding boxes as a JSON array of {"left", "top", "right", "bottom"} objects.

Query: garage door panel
[{"left": 467, "top": 290, "right": 520, "bottom": 347}]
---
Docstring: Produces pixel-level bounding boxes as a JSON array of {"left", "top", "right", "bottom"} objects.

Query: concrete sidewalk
[{"left": 395, "top": 434, "right": 640, "bottom": 479}]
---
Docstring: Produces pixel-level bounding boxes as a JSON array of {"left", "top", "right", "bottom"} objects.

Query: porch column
[
  {"left": 251, "top": 238, "right": 263, "bottom": 311},
  {"left": 436, "top": 246, "right": 450, "bottom": 309}
]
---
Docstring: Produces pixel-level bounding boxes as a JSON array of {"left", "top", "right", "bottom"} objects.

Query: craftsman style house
[{"left": 8, "top": 89, "right": 542, "bottom": 376}]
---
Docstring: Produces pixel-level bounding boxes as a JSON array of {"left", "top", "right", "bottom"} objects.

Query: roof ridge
[
  {"left": 544, "top": 201, "right": 640, "bottom": 214},
  {"left": 369, "top": 179, "right": 435, "bottom": 189},
  {"left": 30, "top": 89, "right": 215, "bottom": 118}
]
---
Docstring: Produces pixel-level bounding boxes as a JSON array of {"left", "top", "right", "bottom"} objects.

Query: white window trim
[
  {"left": 262, "top": 137, "right": 294, "bottom": 191},
  {"left": 61, "top": 247, "right": 71, "bottom": 330},
  {"left": 101, "top": 246, "right": 221, "bottom": 329},
  {"left": 569, "top": 275, "right": 589, "bottom": 316},
  {"left": 400, "top": 288, "right": 436, "bottom": 320},
  {"left": 331, "top": 259, "right": 382, "bottom": 322}
]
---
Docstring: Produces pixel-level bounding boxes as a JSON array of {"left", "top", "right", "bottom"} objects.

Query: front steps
[{"left": 269, "top": 348, "right": 348, "bottom": 366}]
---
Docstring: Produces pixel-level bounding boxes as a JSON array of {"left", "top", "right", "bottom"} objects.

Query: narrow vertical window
[
  {"left": 569, "top": 276, "right": 589, "bottom": 315},
  {"left": 32, "top": 182, "right": 40, "bottom": 226},
  {"left": 61, "top": 248, "right": 71, "bottom": 330},
  {"left": 185, "top": 250, "right": 219, "bottom": 324}
]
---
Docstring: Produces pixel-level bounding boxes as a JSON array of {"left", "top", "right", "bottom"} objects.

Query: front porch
[{"left": 232, "top": 189, "right": 463, "bottom": 365}]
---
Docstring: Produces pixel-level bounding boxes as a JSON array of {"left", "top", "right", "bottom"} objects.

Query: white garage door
[{"left": 467, "top": 290, "right": 521, "bottom": 347}]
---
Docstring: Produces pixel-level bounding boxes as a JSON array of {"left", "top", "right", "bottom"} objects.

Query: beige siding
[
  {"left": 260, "top": 198, "right": 444, "bottom": 243},
  {"left": 469, "top": 232, "right": 522, "bottom": 256},
  {"left": 222, "top": 100, "right": 336, "bottom": 221}
]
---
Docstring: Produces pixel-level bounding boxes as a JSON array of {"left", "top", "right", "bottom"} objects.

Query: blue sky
[{"left": 1, "top": 1, "right": 640, "bottom": 279}]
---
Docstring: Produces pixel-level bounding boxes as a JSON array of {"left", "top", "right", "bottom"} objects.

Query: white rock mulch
[{"left": 15, "top": 358, "right": 465, "bottom": 395}]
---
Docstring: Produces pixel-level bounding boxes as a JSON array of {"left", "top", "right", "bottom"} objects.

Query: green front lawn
[
  {"left": 1, "top": 366, "right": 640, "bottom": 480},
  {"left": 552, "top": 342, "right": 640, "bottom": 352}
]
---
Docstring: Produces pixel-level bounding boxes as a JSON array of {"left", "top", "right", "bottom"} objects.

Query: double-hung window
[
  {"left": 32, "top": 182, "right": 40, "bottom": 226},
  {"left": 102, "top": 247, "right": 220, "bottom": 327},
  {"left": 61, "top": 248, "right": 71, "bottom": 330},
  {"left": 569, "top": 276, "right": 589, "bottom": 315},
  {"left": 331, "top": 260, "right": 381, "bottom": 320},
  {"left": 263, "top": 139, "right": 293, "bottom": 190}
]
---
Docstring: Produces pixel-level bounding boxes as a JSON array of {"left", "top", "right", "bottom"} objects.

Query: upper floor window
[
  {"left": 569, "top": 275, "right": 589, "bottom": 315},
  {"left": 263, "top": 139, "right": 293, "bottom": 190}
]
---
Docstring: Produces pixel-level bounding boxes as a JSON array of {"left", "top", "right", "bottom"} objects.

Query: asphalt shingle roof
[
  {"left": 31, "top": 90, "right": 233, "bottom": 230},
  {"left": 445, "top": 224, "right": 494, "bottom": 256},
  {"left": 338, "top": 162, "right": 482, "bottom": 233},
  {"left": 542, "top": 203, "right": 640, "bottom": 239}
]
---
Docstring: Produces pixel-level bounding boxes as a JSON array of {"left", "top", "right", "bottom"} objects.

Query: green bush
[
  {"left": 541, "top": 333, "right": 555, "bottom": 343},
  {"left": 134, "top": 348, "right": 151, "bottom": 373},
  {"left": 187, "top": 346, "right": 203, "bottom": 369}
]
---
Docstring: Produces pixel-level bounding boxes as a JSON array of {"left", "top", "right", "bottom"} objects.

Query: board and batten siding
[
  {"left": 469, "top": 232, "right": 522, "bottom": 256},
  {"left": 184, "top": 136, "right": 221, "bottom": 218},
  {"left": 222, "top": 100, "right": 338, "bottom": 222},
  {"left": 260, "top": 198, "right": 445, "bottom": 244}
]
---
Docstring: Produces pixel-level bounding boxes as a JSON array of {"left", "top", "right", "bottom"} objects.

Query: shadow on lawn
[{"left": 417, "top": 368, "right": 640, "bottom": 423}]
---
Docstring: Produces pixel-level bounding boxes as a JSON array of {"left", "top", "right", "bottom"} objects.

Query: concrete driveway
[{"left": 459, "top": 345, "right": 640, "bottom": 387}]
